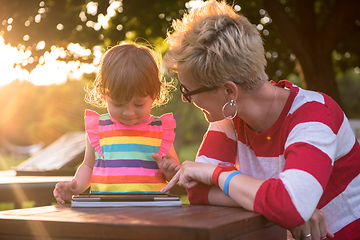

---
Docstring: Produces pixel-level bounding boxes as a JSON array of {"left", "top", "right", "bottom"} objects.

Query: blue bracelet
[{"left": 223, "top": 171, "right": 243, "bottom": 197}]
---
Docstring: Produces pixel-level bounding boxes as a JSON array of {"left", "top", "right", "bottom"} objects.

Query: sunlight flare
[{"left": 0, "top": 36, "right": 98, "bottom": 86}]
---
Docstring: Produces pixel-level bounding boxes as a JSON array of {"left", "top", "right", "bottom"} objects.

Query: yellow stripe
[
  {"left": 90, "top": 183, "right": 166, "bottom": 192},
  {"left": 100, "top": 136, "right": 161, "bottom": 146}
]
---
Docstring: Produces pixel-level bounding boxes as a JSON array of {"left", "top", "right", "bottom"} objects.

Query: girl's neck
[{"left": 134, "top": 114, "right": 152, "bottom": 125}]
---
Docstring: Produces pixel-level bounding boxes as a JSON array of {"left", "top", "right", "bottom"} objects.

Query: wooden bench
[
  {"left": 13, "top": 132, "right": 86, "bottom": 176},
  {"left": 0, "top": 132, "right": 85, "bottom": 209},
  {"left": 0, "top": 170, "right": 72, "bottom": 208}
]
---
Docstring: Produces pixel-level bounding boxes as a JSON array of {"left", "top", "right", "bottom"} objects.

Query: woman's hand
[
  {"left": 290, "top": 208, "right": 334, "bottom": 240},
  {"left": 160, "top": 160, "right": 216, "bottom": 192},
  {"left": 53, "top": 178, "right": 81, "bottom": 204}
]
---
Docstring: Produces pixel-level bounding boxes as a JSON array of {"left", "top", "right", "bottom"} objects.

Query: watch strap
[
  {"left": 212, "top": 163, "right": 236, "bottom": 188},
  {"left": 212, "top": 167, "right": 223, "bottom": 187}
]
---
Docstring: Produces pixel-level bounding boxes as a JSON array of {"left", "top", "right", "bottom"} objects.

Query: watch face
[{"left": 219, "top": 162, "right": 233, "bottom": 167}]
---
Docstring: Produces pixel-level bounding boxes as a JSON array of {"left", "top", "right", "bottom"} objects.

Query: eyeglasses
[{"left": 179, "top": 84, "right": 218, "bottom": 103}]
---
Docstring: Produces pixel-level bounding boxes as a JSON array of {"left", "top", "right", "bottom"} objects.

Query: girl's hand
[
  {"left": 53, "top": 178, "right": 81, "bottom": 204},
  {"left": 290, "top": 208, "right": 334, "bottom": 240},
  {"left": 160, "top": 160, "right": 216, "bottom": 192},
  {"left": 152, "top": 152, "right": 181, "bottom": 181}
]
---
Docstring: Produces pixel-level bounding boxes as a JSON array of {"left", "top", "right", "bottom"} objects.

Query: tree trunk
[
  {"left": 263, "top": 0, "right": 359, "bottom": 108},
  {"left": 295, "top": 43, "right": 342, "bottom": 107}
]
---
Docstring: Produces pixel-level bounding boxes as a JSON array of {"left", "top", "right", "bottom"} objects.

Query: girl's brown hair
[{"left": 86, "top": 42, "right": 174, "bottom": 108}]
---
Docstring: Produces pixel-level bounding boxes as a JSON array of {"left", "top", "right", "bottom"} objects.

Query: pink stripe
[
  {"left": 93, "top": 167, "right": 161, "bottom": 176},
  {"left": 99, "top": 124, "right": 162, "bottom": 133}
]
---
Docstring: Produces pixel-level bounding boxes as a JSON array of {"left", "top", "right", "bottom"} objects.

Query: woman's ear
[{"left": 223, "top": 81, "right": 238, "bottom": 100}]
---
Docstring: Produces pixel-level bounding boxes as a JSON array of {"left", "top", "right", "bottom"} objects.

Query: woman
[{"left": 161, "top": 1, "right": 360, "bottom": 240}]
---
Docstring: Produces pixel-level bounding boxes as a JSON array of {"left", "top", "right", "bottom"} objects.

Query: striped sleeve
[
  {"left": 187, "top": 119, "right": 237, "bottom": 204},
  {"left": 196, "top": 119, "right": 237, "bottom": 165}
]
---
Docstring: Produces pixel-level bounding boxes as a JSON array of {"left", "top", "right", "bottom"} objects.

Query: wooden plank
[{"left": 13, "top": 132, "right": 85, "bottom": 176}]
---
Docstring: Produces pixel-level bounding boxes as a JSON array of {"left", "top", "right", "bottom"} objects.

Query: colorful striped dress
[{"left": 85, "top": 109, "right": 176, "bottom": 194}]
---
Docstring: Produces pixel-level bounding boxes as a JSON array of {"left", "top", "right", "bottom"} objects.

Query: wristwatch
[{"left": 212, "top": 162, "right": 236, "bottom": 187}]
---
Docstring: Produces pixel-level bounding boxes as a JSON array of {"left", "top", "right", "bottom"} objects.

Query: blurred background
[{"left": 0, "top": 0, "right": 359, "bottom": 170}]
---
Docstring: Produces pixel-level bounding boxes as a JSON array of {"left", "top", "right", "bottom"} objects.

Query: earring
[{"left": 222, "top": 99, "right": 237, "bottom": 120}]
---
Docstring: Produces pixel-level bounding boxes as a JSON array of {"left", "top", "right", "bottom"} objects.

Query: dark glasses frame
[{"left": 179, "top": 84, "right": 218, "bottom": 103}]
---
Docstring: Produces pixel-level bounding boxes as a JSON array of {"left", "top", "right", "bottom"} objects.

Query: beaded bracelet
[{"left": 223, "top": 172, "right": 243, "bottom": 197}]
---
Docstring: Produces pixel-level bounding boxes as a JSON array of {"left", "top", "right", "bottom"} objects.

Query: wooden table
[
  {"left": 0, "top": 170, "right": 72, "bottom": 208},
  {"left": 0, "top": 204, "right": 286, "bottom": 240}
]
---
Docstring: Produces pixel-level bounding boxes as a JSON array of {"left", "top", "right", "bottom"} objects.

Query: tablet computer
[{"left": 72, "top": 193, "right": 180, "bottom": 202}]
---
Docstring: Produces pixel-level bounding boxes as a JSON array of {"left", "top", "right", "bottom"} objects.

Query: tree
[
  {"left": 1, "top": 0, "right": 359, "bottom": 105},
  {"left": 0, "top": 0, "right": 187, "bottom": 70},
  {"left": 261, "top": 0, "right": 360, "bottom": 107}
]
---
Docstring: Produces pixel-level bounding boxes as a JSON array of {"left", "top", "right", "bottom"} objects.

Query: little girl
[{"left": 54, "top": 42, "right": 180, "bottom": 204}]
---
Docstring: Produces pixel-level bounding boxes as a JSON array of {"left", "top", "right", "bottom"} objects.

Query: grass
[
  {"left": 180, "top": 195, "right": 189, "bottom": 204},
  {"left": 0, "top": 154, "right": 26, "bottom": 171},
  {"left": 177, "top": 144, "right": 199, "bottom": 164},
  {"left": 0, "top": 154, "right": 30, "bottom": 210},
  {"left": 0, "top": 202, "right": 36, "bottom": 211}
]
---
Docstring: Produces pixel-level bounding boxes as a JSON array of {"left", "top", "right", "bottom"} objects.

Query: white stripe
[
  {"left": 237, "top": 142, "right": 285, "bottom": 180},
  {"left": 321, "top": 174, "right": 360, "bottom": 233},
  {"left": 195, "top": 155, "right": 221, "bottom": 165},
  {"left": 280, "top": 169, "right": 323, "bottom": 221},
  {"left": 285, "top": 122, "right": 337, "bottom": 164},
  {"left": 289, "top": 88, "right": 325, "bottom": 115},
  {"left": 335, "top": 114, "right": 356, "bottom": 160}
]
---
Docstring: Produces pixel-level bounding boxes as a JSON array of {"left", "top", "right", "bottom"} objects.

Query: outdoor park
[
  {"left": 0, "top": 1, "right": 359, "bottom": 239},
  {"left": 0, "top": 0, "right": 360, "bottom": 206}
]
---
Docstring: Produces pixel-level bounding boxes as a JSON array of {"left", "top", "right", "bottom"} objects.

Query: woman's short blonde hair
[
  {"left": 86, "top": 42, "right": 174, "bottom": 108},
  {"left": 164, "top": 0, "right": 268, "bottom": 90}
]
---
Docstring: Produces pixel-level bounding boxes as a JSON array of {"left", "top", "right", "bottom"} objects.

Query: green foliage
[
  {"left": 337, "top": 69, "right": 360, "bottom": 118},
  {"left": 1, "top": 0, "right": 359, "bottom": 102}
]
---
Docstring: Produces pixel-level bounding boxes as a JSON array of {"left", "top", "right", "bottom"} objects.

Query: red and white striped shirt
[{"left": 187, "top": 80, "right": 360, "bottom": 239}]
